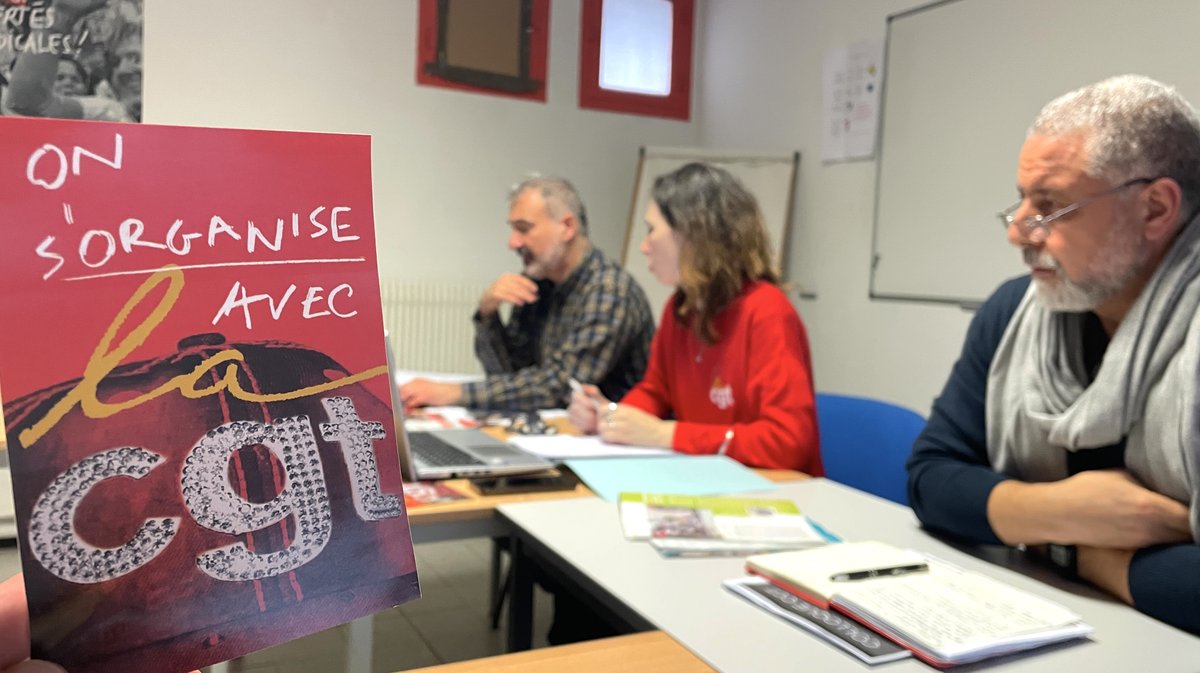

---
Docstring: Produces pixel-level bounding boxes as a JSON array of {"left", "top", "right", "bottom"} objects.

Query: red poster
[{"left": 0, "top": 116, "right": 419, "bottom": 673}]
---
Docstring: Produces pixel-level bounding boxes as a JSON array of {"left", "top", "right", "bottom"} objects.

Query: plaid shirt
[{"left": 461, "top": 246, "right": 654, "bottom": 410}]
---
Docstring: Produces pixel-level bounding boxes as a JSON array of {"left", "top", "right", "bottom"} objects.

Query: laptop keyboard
[{"left": 409, "top": 432, "right": 486, "bottom": 467}]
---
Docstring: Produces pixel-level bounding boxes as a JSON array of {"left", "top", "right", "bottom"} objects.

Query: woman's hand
[
  {"left": 598, "top": 403, "right": 675, "bottom": 448},
  {"left": 567, "top": 383, "right": 607, "bottom": 434}
]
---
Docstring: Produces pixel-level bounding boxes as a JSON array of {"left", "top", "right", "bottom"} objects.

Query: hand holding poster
[{"left": 0, "top": 116, "right": 419, "bottom": 673}]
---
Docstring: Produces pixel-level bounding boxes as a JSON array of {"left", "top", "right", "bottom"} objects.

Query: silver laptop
[{"left": 383, "top": 335, "right": 554, "bottom": 481}]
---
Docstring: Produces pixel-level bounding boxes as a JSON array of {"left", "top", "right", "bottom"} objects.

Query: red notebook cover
[{"left": 0, "top": 116, "right": 420, "bottom": 673}]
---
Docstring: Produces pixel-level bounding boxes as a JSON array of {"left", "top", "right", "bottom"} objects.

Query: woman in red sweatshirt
[{"left": 568, "top": 162, "right": 822, "bottom": 475}]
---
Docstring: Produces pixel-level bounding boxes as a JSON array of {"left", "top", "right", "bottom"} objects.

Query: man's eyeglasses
[{"left": 997, "top": 177, "right": 1159, "bottom": 244}]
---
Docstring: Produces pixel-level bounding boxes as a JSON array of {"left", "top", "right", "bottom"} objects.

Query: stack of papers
[{"left": 724, "top": 577, "right": 910, "bottom": 665}]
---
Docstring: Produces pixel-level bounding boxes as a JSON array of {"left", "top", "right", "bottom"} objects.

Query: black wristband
[{"left": 1046, "top": 543, "right": 1078, "bottom": 578}]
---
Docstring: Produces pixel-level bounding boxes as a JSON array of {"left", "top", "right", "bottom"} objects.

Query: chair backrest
[{"left": 816, "top": 393, "right": 926, "bottom": 505}]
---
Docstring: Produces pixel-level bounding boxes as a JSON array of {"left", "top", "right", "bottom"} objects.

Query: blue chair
[{"left": 816, "top": 393, "right": 926, "bottom": 505}]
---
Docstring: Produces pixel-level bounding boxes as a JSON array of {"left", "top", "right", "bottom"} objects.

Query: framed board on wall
[
  {"left": 622, "top": 146, "right": 800, "bottom": 319},
  {"left": 871, "top": 0, "right": 1200, "bottom": 307}
]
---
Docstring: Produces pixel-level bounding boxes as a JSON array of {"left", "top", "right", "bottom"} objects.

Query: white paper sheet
[
  {"left": 506, "top": 435, "right": 671, "bottom": 459},
  {"left": 392, "top": 369, "right": 484, "bottom": 386},
  {"left": 822, "top": 40, "right": 884, "bottom": 162}
]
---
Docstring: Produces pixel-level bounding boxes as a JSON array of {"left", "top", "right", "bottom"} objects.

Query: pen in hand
[
  {"left": 829, "top": 563, "right": 929, "bottom": 582},
  {"left": 568, "top": 377, "right": 585, "bottom": 397},
  {"left": 569, "top": 377, "right": 604, "bottom": 411}
]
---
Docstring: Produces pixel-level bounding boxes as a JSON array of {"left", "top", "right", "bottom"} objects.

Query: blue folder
[{"left": 564, "top": 454, "right": 778, "bottom": 502}]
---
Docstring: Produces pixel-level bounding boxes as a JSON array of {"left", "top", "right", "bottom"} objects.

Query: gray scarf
[{"left": 986, "top": 216, "right": 1200, "bottom": 540}]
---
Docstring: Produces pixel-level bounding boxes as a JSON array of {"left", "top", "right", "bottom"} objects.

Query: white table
[{"left": 500, "top": 478, "right": 1200, "bottom": 672}]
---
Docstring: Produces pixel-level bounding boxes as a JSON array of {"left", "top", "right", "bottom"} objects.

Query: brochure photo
[
  {"left": 0, "top": 116, "right": 420, "bottom": 673},
  {"left": 620, "top": 493, "right": 834, "bottom": 557}
]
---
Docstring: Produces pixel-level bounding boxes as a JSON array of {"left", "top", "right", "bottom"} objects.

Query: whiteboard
[
  {"left": 871, "top": 0, "right": 1200, "bottom": 306},
  {"left": 622, "top": 146, "right": 799, "bottom": 319}
]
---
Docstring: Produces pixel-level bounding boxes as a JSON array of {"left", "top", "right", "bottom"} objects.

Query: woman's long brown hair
[{"left": 651, "top": 162, "right": 779, "bottom": 345}]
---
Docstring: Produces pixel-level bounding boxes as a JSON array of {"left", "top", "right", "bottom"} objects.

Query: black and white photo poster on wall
[{"left": 1, "top": 0, "right": 143, "bottom": 122}]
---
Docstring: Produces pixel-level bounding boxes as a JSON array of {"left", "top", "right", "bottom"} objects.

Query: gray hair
[
  {"left": 508, "top": 175, "right": 589, "bottom": 234},
  {"left": 1031, "top": 74, "right": 1200, "bottom": 215}
]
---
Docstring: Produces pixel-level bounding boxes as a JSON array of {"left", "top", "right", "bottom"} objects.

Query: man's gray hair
[
  {"left": 508, "top": 175, "right": 589, "bottom": 234},
  {"left": 1031, "top": 74, "right": 1200, "bottom": 215}
]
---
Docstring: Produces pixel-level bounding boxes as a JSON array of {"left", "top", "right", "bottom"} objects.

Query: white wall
[
  {"left": 142, "top": 0, "right": 979, "bottom": 413},
  {"left": 697, "top": 0, "right": 982, "bottom": 413},
  {"left": 143, "top": 0, "right": 700, "bottom": 285}
]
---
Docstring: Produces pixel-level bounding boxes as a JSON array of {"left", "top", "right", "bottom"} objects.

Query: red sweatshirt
[{"left": 621, "top": 281, "right": 822, "bottom": 474}]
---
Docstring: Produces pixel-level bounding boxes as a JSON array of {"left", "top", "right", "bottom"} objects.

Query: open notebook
[{"left": 745, "top": 541, "right": 1093, "bottom": 667}]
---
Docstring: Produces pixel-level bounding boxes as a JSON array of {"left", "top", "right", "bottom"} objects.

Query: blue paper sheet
[{"left": 565, "top": 454, "right": 778, "bottom": 502}]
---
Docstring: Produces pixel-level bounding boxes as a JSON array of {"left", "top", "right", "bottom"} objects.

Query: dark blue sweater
[{"left": 907, "top": 275, "right": 1200, "bottom": 634}]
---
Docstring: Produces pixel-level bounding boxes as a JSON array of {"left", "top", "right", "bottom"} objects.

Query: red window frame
[
  {"left": 416, "top": 0, "right": 550, "bottom": 102},
  {"left": 578, "top": 0, "right": 694, "bottom": 120}
]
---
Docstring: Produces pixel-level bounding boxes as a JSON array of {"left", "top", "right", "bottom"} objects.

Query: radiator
[{"left": 379, "top": 281, "right": 487, "bottom": 374}]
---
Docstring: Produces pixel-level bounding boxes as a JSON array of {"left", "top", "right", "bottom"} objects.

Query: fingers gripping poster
[{"left": 0, "top": 115, "right": 420, "bottom": 673}]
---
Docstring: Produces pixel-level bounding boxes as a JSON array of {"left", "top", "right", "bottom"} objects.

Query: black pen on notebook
[{"left": 829, "top": 562, "right": 929, "bottom": 582}]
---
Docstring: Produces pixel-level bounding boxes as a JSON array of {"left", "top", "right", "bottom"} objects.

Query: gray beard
[
  {"left": 1023, "top": 238, "right": 1145, "bottom": 312},
  {"left": 1030, "top": 271, "right": 1111, "bottom": 312}
]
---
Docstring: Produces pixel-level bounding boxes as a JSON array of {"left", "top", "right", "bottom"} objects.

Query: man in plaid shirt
[{"left": 401, "top": 176, "right": 655, "bottom": 411}]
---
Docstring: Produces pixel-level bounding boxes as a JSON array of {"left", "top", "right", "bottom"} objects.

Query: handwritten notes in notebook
[{"left": 745, "top": 541, "right": 1091, "bottom": 666}]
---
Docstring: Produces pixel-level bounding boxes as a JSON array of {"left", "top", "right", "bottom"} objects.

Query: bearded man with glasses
[{"left": 908, "top": 74, "right": 1200, "bottom": 634}]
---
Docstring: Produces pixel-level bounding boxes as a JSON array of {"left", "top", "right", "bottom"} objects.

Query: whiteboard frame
[{"left": 870, "top": 0, "right": 986, "bottom": 309}]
